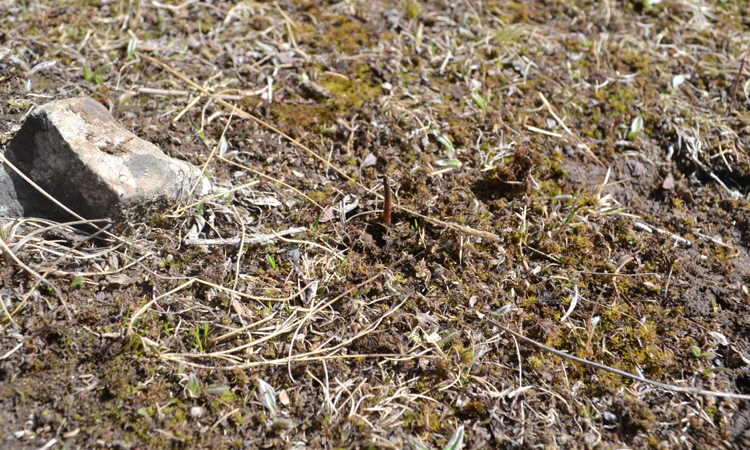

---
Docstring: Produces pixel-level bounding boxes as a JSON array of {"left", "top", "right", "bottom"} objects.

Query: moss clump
[
  {"left": 320, "top": 68, "right": 381, "bottom": 111},
  {"left": 322, "top": 19, "right": 371, "bottom": 53},
  {"left": 269, "top": 103, "right": 334, "bottom": 133},
  {"left": 619, "top": 50, "right": 651, "bottom": 75}
]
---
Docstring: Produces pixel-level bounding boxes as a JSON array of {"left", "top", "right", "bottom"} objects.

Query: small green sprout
[
  {"left": 495, "top": 304, "right": 513, "bottom": 316},
  {"left": 443, "top": 424, "right": 464, "bottom": 450},
  {"left": 69, "top": 277, "right": 84, "bottom": 289},
  {"left": 407, "top": 437, "right": 429, "bottom": 450},
  {"left": 690, "top": 345, "right": 715, "bottom": 359},
  {"left": 126, "top": 38, "right": 137, "bottom": 58},
  {"left": 218, "top": 136, "right": 228, "bottom": 156},
  {"left": 82, "top": 61, "right": 92, "bottom": 81},
  {"left": 471, "top": 91, "right": 486, "bottom": 109},
  {"left": 82, "top": 62, "right": 113, "bottom": 84},
  {"left": 212, "top": 186, "right": 232, "bottom": 203},
  {"left": 204, "top": 385, "right": 230, "bottom": 395},
  {"left": 8, "top": 99, "right": 31, "bottom": 109},
  {"left": 404, "top": 1, "right": 420, "bottom": 19},
  {"left": 433, "top": 131, "right": 455, "bottom": 157},
  {"left": 435, "top": 159, "right": 462, "bottom": 168},
  {"left": 267, "top": 253, "right": 277, "bottom": 270},
  {"left": 185, "top": 373, "right": 201, "bottom": 398},
  {"left": 257, "top": 378, "right": 277, "bottom": 417},
  {"left": 192, "top": 324, "right": 205, "bottom": 352},
  {"left": 627, "top": 116, "right": 643, "bottom": 139}
]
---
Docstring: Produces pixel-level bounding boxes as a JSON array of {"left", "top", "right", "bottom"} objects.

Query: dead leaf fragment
[
  {"left": 299, "top": 80, "right": 332, "bottom": 100},
  {"left": 414, "top": 259, "right": 431, "bottom": 284},
  {"left": 318, "top": 206, "right": 335, "bottom": 223},
  {"left": 662, "top": 174, "right": 675, "bottom": 190},
  {"left": 278, "top": 390, "right": 291, "bottom": 406},
  {"left": 417, "top": 311, "right": 439, "bottom": 328},
  {"left": 105, "top": 274, "right": 139, "bottom": 286}
]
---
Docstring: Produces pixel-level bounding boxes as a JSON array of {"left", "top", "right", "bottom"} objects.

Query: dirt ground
[{"left": 2, "top": 0, "right": 750, "bottom": 448}]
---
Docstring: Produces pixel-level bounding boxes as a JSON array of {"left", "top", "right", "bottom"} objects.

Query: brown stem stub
[
  {"left": 732, "top": 54, "right": 746, "bottom": 103},
  {"left": 382, "top": 173, "right": 392, "bottom": 227}
]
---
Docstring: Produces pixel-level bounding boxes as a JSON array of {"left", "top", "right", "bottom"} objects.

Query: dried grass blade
[
  {"left": 559, "top": 285, "right": 578, "bottom": 323},
  {"left": 136, "top": 51, "right": 355, "bottom": 184},
  {"left": 0, "top": 237, "right": 71, "bottom": 319},
  {"left": 126, "top": 280, "right": 193, "bottom": 336},
  {"left": 538, "top": 92, "right": 603, "bottom": 166}
]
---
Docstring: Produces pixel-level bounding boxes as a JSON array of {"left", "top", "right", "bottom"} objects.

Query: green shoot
[
  {"left": 404, "top": 1, "right": 420, "bottom": 19},
  {"left": 127, "top": 38, "right": 137, "bottom": 58},
  {"left": 690, "top": 345, "right": 715, "bottom": 359},
  {"left": 471, "top": 91, "right": 486, "bottom": 109},
  {"left": 267, "top": 253, "right": 277, "bottom": 270},
  {"left": 257, "top": 378, "right": 277, "bottom": 417},
  {"left": 443, "top": 425, "right": 465, "bottom": 450},
  {"left": 627, "top": 116, "right": 643, "bottom": 140},
  {"left": 82, "top": 61, "right": 92, "bottom": 81},
  {"left": 433, "top": 131, "right": 455, "bottom": 157},
  {"left": 185, "top": 373, "right": 201, "bottom": 398},
  {"left": 205, "top": 385, "right": 230, "bottom": 395}
]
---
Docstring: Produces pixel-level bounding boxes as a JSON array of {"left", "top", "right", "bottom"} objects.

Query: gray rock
[
  {"left": 0, "top": 157, "right": 73, "bottom": 221},
  {"left": 0, "top": 163, "right": 27, "bottom": 218},
  {"left": 4, "top": 97, "right": 209, "bottom": 227}
]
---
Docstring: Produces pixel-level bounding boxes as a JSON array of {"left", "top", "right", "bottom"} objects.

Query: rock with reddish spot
[{"left": 4, "top": 97, "right": 209, "bottom": 227}]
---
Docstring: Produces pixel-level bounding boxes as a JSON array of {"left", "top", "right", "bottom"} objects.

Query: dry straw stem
[
  {"left": 0, "top": 281, "right": 59, "bottom": 325},
  {"left": 136, "top": 51, "right": 354, "bottom": 182},
  {"left": 156, "top": 273, "right": 416, "bottom": 372},
  {"left": 270, "top": 232, "right": 346, "bottom": 261},
  {"left": 538, "top": 92, "right": 603, "bottom": 166},
  {"left": 0, "top": 286, "right": 18, "bottom": 328},
  {"left": 162, "top": 352, "right": 416, "bottom": 371},
  {"left": 0, "top": 155, "right": 115, "bottom": 237},
  {"left": 171, "top": 104, "right": 236, "bottom": 214},
  {"left": 127, "top": 280, "right": 194, "bottom": 337},
  {"left": 171, "top": 179, "right": 259, "bottom": 216},
  {"left": 0, "top": 236, "right": 71, "bottom": 320},
  {"left": 136, "top": 51, "right": 501, "bottom": 243},
  {"left": 217, "top": 154, "right": 328, "bottom": 214},
  {"left": 191, "top": 277, "right": 316, "bottom": 303},
  {"left": 0, "top": 156, "right": 156, "bottom": 285},
  {"left": 9, "top": 219, "right": 110, "bottom": 254},
  {"left": 183, "top": 226, "right": 306, "bottom": 247},
  {"left": 213, "top": 312, "right": 279, "bottom": 342},
  {"left": 491, "top": 320, "right": 750, "bottom": 401},
  {"left": 286, "top": 272, "right": 383, "bottom": 379}
]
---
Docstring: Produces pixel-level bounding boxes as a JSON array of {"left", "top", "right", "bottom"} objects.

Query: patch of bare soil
[{"left": 2, "top": 0, "right": 750, "bottom": 449}]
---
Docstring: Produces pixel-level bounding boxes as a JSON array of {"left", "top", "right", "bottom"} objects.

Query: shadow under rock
[{"left": 0, "top": 159, "right": 76, "bottom": 222}]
